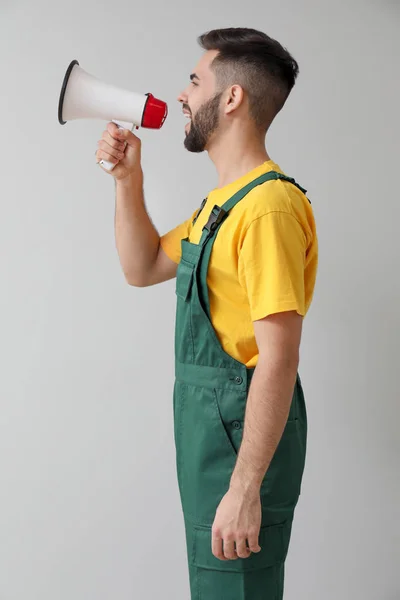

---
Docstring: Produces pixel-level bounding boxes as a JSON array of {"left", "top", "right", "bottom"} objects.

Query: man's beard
[{"left": 184, "top": 92, "right": 223, "bottom": 153}]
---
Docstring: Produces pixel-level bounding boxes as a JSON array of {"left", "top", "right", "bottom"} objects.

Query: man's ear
[{"left": 225, "top": 84, "right": 245, "bottom": 114}]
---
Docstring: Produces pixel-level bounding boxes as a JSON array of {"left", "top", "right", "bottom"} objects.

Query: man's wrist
[
  {"left": 230, "top": 457, "right": 264, "bottom": 495},
  {"left": 115, "top": 169, "right": 143, "bottom": 189}
]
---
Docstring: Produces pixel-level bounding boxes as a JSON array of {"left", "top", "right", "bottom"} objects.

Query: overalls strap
[{"left": 197, "top": 171, "right": 309, "bottom": 248}]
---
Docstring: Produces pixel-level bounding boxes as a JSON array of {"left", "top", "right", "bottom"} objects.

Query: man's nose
[{"left": 177, "top": 89, "right": 188, "bottom": 104}]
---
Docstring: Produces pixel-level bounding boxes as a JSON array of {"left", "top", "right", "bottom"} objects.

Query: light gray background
[{"left": 1, "top": 0, "right": 399, "bottom": 598}]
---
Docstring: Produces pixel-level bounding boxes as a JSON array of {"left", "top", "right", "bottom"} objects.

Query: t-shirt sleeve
[
  {"left": 238, "top": 211, "right": 307, "bottom": 321},
  {"left": 159, "top": 209, "right": 198, "bottom": 264}
]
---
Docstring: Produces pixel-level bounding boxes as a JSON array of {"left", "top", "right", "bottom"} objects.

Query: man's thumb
[{"left": 117, "top": 127, "right": 140, "bottom": 147}]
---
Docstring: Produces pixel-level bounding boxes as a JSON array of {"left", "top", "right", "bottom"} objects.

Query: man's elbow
[
  {"left": 124, "top": 273, "right": 149, "bottom": 287},
  {"left": 287, "top": 352, "right": 300, "bottom": 375}
]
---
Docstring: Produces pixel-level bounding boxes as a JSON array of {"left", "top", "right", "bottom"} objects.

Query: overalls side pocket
[{"left": 190, "top": 519, "right": 292, "bottom": 572}]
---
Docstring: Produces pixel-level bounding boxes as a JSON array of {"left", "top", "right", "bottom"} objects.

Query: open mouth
[{"left": 183, "top": 108, "right": 192, "bottom": 133}]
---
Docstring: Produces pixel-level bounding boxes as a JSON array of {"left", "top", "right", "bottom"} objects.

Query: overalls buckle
[{"left": 203, "top": 205, "right": 227, "bottom": 232}]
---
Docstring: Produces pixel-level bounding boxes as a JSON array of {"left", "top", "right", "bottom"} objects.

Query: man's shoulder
[{"left": 235, "top": 175, "right": 305, "bottom": 222}]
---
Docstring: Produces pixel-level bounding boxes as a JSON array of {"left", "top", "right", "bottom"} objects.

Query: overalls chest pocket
[{"left": 175, "top": 258, "right": 195, "bottom": 302}]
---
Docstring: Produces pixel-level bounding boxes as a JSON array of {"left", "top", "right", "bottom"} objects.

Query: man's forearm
[
  {"left": 230, "top": 355, "right": 299, "bottom": 493},
  {"left": 115, "top": 171, "right": 160, "bottom": 285}
]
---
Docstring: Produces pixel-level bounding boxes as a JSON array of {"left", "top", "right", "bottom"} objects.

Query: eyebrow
[{"left": 190, "top": 73, "right": 200, "bottom": 81}]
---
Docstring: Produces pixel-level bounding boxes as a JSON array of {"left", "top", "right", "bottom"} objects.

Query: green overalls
[{"left": 173, "top": 172, "right": 308, "bottom": 599}]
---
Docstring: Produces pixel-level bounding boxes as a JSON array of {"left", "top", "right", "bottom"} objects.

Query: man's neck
[{"left": 208, "top": 126, "right": 271, "bottom": 189}]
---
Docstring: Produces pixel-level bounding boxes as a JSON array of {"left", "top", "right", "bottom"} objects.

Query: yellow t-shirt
[{"left": 160, "top": 160, "right": 318, "bottom": 367}]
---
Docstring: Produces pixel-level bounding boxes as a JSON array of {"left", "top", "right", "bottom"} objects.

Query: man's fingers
[
  {"left": 103, "top": 130, "right": 127, "bottom": 152},
  {"left": 223, "top": 539, "right": 238, "bottom": 560},
  {"left": 95, "top": 148, "right": 119, "bottom": 165},
  {"left": 235, "top": 538, "right": 251, "bottom": 559},
  {"left": 113, "top": 125, "right": 141, "bottom": 148},
  {"left": 212, "top": 530, "right": 228, "bottom": 561},
  {"left": 212, "top": 527, "right": 261, "bottom": 561},
  {"left": 97, "top": 139, "right": 125, "bottom": 161},
  {"left": 247, "top": 530, "right": 261, "bottom": 553},
  {"left": 107, "top": 121, "right": 123, "bottom": 139}
]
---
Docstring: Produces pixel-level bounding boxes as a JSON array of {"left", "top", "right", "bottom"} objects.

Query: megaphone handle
[{"left": 99, "top": 119, "right": 135, "bottom": 172}]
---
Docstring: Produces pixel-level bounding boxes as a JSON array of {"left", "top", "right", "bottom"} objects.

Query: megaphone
[{"left": 58, "top": 60, "right": 168, "bottom": 171}]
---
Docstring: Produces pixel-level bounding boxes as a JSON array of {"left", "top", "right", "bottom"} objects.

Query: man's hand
[
  {"left": 211, "top": 483, "right": 262, "bottom": 561},
  {"left": 95, "top": 122, "right": 142, "bottom": 181}
]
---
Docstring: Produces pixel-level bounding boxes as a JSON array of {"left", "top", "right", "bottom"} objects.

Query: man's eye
[{"left": 191, "top": 81, "right": 198, "bottom": 86}]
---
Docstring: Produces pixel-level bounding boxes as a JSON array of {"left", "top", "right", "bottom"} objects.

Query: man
[{"left": 95, "top": 27, "right": 318, "bottom": 600}]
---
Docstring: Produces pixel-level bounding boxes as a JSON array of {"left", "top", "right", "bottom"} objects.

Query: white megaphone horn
[{"left": 58, "top": 60, "right": 168, "bottom": 171}]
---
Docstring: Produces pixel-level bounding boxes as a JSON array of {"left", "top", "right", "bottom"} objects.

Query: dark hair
[{"left": 198, "top": 27, "right": 299, "bottom": 131}]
